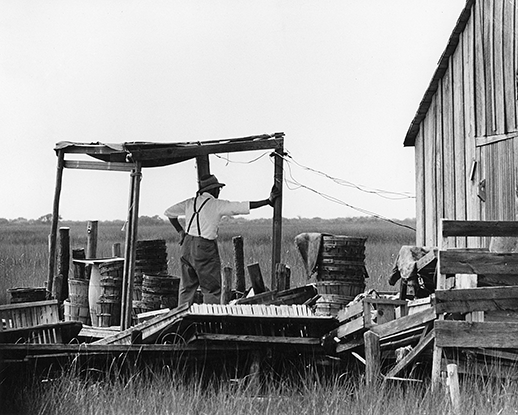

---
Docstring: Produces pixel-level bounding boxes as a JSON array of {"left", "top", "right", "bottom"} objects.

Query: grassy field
[
  {"left": 0, "top": 216, "right": 414, "bottom": 304},
  {"left": 2, "top": 217, "right": 518, "bottom": 414}
]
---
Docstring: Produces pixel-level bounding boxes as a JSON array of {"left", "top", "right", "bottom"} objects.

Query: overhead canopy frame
[{"left": 48, "top": 133, "right": 285, "bottom": 330}]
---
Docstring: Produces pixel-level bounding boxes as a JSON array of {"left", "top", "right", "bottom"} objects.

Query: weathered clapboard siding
[{"left": 407, "top": 0, "right": 518, "bottom": 246}]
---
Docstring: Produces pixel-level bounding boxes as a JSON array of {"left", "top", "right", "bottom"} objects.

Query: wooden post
[
  {"left": 364, "top": 330, "right": 381, "bottom": 387},
  {"left": 112, "top": 243, "right": 121, "bottom": 258},
  {"left": 196, "top": 155, "right": 211, "bottom": 185},
  {"left": 247, "top": 263, "right": 266, "bottom": 294},
  {"left": 233, "top": 236, "right": 246, "bottom": 295},
  {"left": 121, "top": 163, "right": 142, "bottom": 330},
  {"left": 221, "top": 267, "right": 233, "bottom": 304},
  {"left": 446, "top": 364, "right": 461, "bottom": 415},
  {"left": 53, "top": 227, "right": 70, "bottom": 302},
  {"left": 271, "top": 147, "right": 283, "bottom": 281},
  {"left": 432, "top": 343, "right": 444, "bottom": 390},
  {"left": 47, "top": 149, "right": 65, "bottom": 297},
  {"left": 86, "top": 220, "right": 98, "bottom": 259},
  {"left": 274, "top": 263, "right": 290, "bottom": 291}
]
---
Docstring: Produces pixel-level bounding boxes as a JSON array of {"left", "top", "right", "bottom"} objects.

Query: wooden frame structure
[{"left": 47, "top": 133, "right": 285, "bottom": 330}]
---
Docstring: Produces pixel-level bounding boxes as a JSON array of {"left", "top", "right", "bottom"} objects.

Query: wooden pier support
[
  {"left": 274, "top": 263, "right": 290, "bottom": 291},
  {"left": 53, "top": 227, "right": 70, "bottom": 302},
  {"left": 364, "top": 330, "right": 381, "bottom": 387},
  {"left": 233, "top": 236, "right": 246, "bottom": 295},
  {"left": 271, "top": 147, "right": 284, "bottom": 281},
  {"left": 247, "top": 263, "right": 266, "bottom": 295},
  {"left": 221, "top": 267, "right": 233, "bottom": 304}
]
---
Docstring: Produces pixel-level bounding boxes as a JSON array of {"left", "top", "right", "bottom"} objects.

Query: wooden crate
[{"left": 0, "top": 299, "right": 59, "bottom": 330}]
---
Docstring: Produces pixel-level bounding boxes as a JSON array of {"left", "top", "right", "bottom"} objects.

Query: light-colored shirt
[{"left": 164, "top": 193, "right": 250, "bottom": 240}]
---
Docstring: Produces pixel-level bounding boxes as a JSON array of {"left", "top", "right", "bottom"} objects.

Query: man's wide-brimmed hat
[{"left": 198, "top": 174, "right": 225, "bottom": 193}]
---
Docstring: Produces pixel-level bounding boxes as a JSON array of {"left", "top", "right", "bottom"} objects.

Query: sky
[{"left": 0, "top": 0, "right": 466, "bottom": 222}]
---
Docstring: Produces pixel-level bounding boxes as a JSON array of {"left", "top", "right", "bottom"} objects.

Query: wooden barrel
[
  {"left": 67, "top": 279, "right": 90, "bottom": 325},
  {"left": 318, "top": 235, "right": 368, "bottom": 281},
  {"left": 315, "top": 281, "right": 366, "bottom": 297},
  {"left": 64, "top": 299, "right": 90, "bottom": 324},
  {"left": 97, "top": 298, "right": 121, "bottom": 327},
  {"left": 140, "top": 274, "right": 179, "bottom": 311}
]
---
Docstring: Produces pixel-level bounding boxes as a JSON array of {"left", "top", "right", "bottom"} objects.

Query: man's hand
[{"left": 268, "top": 185, "right": 281, "bottom": 206}]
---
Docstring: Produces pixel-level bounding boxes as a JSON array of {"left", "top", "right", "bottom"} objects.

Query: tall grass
[
  {"left": 0, "top": 217, "right": 415, "bottom": 304},
  {"left": 7, "top": 362, "right": 518, "bottom": 415}
]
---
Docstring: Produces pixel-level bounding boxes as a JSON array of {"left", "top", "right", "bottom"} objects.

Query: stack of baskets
[
  {"left": 96, "top": 260, "right": 124, "bottom": 327},
  {"left": 132, "top": 239, "right": 178, "bottom": 314},
  {"left": 315, "top": 235, "right": 368, "bottom": 316}
]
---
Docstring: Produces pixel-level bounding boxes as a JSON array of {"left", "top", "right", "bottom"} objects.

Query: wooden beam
[
  {"left": 194, "top": 333, "right": 320, "bottom": 345},
  {"left": 128, "top": 136, "right": 284, "bottom": 163},
  {"left": 475, "top": 131, "right": 518, "bottom": 147},
  {"left": 364, "top": 331, "right": 381, "bottom": 386},
  {"left": 441, "top": 220, "right": 518, "bottom": 237},
  {"left": 47, "top": 150, "right": 65, "bottom": 297},
  {"left": 435, "top": 320, "right": 518, "bottom": 348},
  {"left": 63, "top": 160, "right": 134, "bottom": 172},
  {"left": 121, "top": 163, "right": 142, "bottom": 330},
  {"left": 370, "top": 307, "right": 436, "bottom": 339},
  {"left": 439, "top": 250, "right": 518, "bottom": 275},
  {"left": 435, "top": 286, "right": 518, "bottom": 313},
  {"left": 195, "top": 155, "right": 210, "bottom": 184},
  {"left": 247, "top": 263, "right": 266, "bottom": 294},
  {"left": 271, "top": 147, "right": 284, "bottom": 280}
]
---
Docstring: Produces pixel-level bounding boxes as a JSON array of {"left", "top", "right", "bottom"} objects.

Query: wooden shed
[{"left": 404, "top": 0, "right": 518, "bottom": 247}]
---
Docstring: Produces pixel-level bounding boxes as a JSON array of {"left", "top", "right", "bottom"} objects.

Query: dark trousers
[{"left": 179, "top": 234, "right": 221, "bottom": 306}]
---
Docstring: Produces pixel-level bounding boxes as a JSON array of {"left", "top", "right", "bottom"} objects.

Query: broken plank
[
  {"left": 337, "top": 301, "right": 364, "bottom": 323},
  {"left": 336, "top": 338, "right": 364, "bottom": 354},
  {"left": 385, "top": 330, "right": 435, "bottom": 379},
  {"left": 371, "top": 307, "right": 436, "bottom": 339},
  {"left": 435, "top": 320, "right": 518, "bottom": 348},
  {"left": 337, "top": 315, "right": 366, "bottom": 339},
  {"left": 93, "top": 304, "right": 189, "bottom": 345}
]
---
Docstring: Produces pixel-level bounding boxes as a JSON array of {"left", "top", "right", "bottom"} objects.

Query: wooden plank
[
  {"left": 94, "top": 304, "right": 189, "bottom": 345},
  {"left": 441, "top": 220, "right": 518, "bottom": 237},
  {"left": 385, "top": 329, "right": 435, "bottom": 379},
  {"left": 335, "top": 338, "right": 364, "bottom": 354},
  {"left": 453, "top": 32, "right": 467, "bottom": 247},
  {"left": 435, "top": 320, "right": 518, "bottom": 348},
  {"left": 435, "top": 88, "right": 444, "bottom": 247},
  {"left": 463, "top": 7, "right": 478, "bottom": 229},
  {"left": 63, "top": 160, "right": 135, "bottom": 172},
  {"left": 435, "top": 286, "right": 518, "bottom": 313},
  {"left": 443, "top": 63, "right": 456, "bottom": 226},
  {"left": 194, "top": 333, "right": 320, "bottom": 345},
  {"left": 364, "top": 331, "right": 381, "bottom": 386},
  {"left": 439, "top": 250, "right": 518, "bottom": 275},
  {"left": 370, "top": 307, "right": 436, "bottom": 339},
  {"left": 503, "top": 0, "right": 516, "bottom": 131},
  {"left": 474, "top": 0, "right": 486, "bottom": 137},
  {"left": 337, "top": 301, "right": 364, "bottom": 323},
  {"left": 493, "top": 0, "right": 505, "bottom": 134},
  {"left": 475, "top": 131, "right": 518, "bottom": 147},
  {"left": 416, "top": 250, "right": 437, "bottom": 273},
  {"left": 247, "top": 263, "right": 266, "bottom": 295},
  {"left": 337, "top": 315, "right": 365, "bottom": 339},
  {"left": 0, "top": 300, "right": 59, "bottom": 312},
  {"left": 128, "top": 137, "right": 284, "bottom": 164},
  {"left": 424, "top": 98, "right": 436, "bottom": 246},
  {"left": 415, "top": 128, "right": 425, "bottom": 245},
  {"left": 484, "top": 0, "right": 496, "bottom": 134}
]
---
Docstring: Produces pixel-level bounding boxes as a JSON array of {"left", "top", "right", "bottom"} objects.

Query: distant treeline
[{"left": 0, "top": 215, "right": 416, "bottom": 228}]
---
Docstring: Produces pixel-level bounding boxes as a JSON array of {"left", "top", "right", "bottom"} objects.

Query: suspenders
[{"left": 186, "top": 195, "right": 210, "bottom": 237}]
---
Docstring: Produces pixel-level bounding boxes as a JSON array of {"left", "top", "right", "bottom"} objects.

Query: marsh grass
[
  {"left": 9, "top": 361, "right": 518, "bottom": 415},
  {"left": 0, "top": 217, "right": 414, "bottom": 303}
]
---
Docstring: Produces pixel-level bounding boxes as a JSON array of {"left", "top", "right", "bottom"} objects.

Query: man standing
[{"left": 165, "top": 174, "right": 279, "bottom": 306}]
